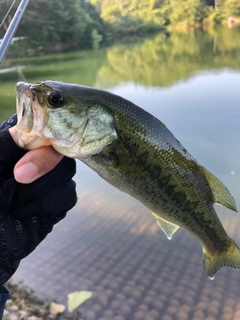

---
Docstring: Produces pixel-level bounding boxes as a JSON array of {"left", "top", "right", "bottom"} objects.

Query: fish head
[{"left": 16, "top": 81, "right": 117, "bottom": 158}]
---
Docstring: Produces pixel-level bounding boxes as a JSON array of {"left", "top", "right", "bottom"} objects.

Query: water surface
[{"left": 0, "top": 26, "right": 240, "bottom": 320}]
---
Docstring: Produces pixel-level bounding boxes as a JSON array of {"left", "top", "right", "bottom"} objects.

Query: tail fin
[{"left": 203, "top": 239, "right": 240, "bottom": 279}]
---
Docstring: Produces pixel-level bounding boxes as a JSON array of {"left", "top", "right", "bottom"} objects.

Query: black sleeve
[
  {"left": 0, "top": 115, "right": 78, "bottom": 285},
  {"left": 0, "top": 115, "right": 27, "bottom": 182}
]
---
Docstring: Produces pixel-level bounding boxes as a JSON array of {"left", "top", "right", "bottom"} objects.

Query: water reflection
[
  {"left": 1, "top": 25, "right": 240, "bottom": 110},
  {"left": 0, "top": 25, "right": 240, "bottom": 320},
  {"left": 96, "top": 26, "right": 240, "bottom": 88}
]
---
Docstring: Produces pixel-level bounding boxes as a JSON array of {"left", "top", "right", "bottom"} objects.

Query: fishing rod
[{"left": 0, "top": 0, "right": 30, "bottom": 63}]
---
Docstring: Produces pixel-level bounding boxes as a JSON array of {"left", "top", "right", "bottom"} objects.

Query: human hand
[
  {"left": 0, "top": 115, "right": 77, "bottom": 285},
  {"left": 9, "top": 126, "right": 63, "bottom": 183}
]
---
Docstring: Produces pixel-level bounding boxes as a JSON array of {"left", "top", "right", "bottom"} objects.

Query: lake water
[{"left": 1, "top": 25, "right": 240, "bottom": 320}]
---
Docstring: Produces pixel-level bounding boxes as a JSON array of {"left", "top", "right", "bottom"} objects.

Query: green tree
[
  {"left": 18, "top": 0, "right": 104, "bottom": 50},
  {"left": 168, "top": 0, "right": 206, "bottom": 25},
  {"left": 22, "top": 0, "right": 90, "bottom": 46},
  {"left": 0, "top": 0, "right": 19, "bottom": 35},
  {"left": 222, "top": 0, "right": 240, "bottom": 16},
  {"left": 2, "top": 0, "right": 240, "bottom": 54}
]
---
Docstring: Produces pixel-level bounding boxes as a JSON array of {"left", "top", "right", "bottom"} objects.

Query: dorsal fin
[
  {"left": 152, "top": 212, "right": 179, "bottom": 240},
  {"left": 200, "top": 166, "right": 237, "bottom": 212}
]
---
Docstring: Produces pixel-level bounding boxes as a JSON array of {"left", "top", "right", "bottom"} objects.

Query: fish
[{"left": 15, "top": 80, "right": 240, "bottom": 279}]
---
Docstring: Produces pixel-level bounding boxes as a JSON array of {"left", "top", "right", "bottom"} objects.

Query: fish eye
[{"left": 47, "top": 90, "right": 64, "bottom": 108}]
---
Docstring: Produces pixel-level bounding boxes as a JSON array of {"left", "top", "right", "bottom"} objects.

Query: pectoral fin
[
  {"left": 200, "top": 166, "right": 237, "bottom": 212},
  {"left": 152, "top": 212, "right": 179, "bottom": 240}
]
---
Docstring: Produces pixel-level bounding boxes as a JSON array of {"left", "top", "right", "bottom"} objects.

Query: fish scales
[
  {"left": 15, "top": 80, "right": 240, "bottom": 278},
  {"left": 79, "top": 88, "right": 229, "bottom": 247},
  {"left": 84, "top": 108, "right": 229, "bottom": 253}
]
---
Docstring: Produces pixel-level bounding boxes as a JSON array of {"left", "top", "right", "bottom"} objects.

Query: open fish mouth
[
  {"left": 16, "top": 82, "right": 34, "bottom": 137},
  {"left": 16, "top": 81, "right": 49, "bottom": 149}
]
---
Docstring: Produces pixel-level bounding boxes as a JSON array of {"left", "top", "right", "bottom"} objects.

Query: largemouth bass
[{"left": 15, "top": 80, "right": 240, "bottom": 279}]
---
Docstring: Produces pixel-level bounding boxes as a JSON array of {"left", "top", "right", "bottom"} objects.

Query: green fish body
[{"left": 16, "top": 80, "right": 240, "bottom": 278}]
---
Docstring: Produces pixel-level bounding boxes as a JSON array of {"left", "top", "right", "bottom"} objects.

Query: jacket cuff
[{"left": 0, "top": 127, "right": 26, "bottom": 163}]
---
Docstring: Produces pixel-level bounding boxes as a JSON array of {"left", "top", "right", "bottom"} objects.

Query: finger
[
  {"left": 14, "top": 146, "right": 63, "bottom": 183},
  {"left": 8, "top": 125, "right": 64, "bottom": 183},
  {"left": 9, "top": 126, "right": 19, "bottom": 145}
]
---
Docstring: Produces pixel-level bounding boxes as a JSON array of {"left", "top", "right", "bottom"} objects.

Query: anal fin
[{"left": 152, "top": 212, "right": 179, "bottom": 240}]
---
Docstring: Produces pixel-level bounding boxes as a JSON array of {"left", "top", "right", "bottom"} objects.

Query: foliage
[
  {"left": 221, "top": 0, "right": 240, "bottom": 16},
  {"left": 91, "top": 29, "right": 103, "bottom": 49},
  {"left": 89, "top": 0, "right": 240, "bottom": 27},
  {"left": 168, "top": 0, "right": 206, "bottom": 25},
  {"left": 0, "top": 0, "right": 19, "bottom": 35},
  {"left": 0, "top": 0, "right": 240, "bottom": 55},
  {"left": 203, "top": 6, "right": 224, "bottom": 23},
  {"left": 20, "top": 0, "right": 97, "bottom": 49},
  {"left": 104, "top": 15, "right": 164, "bottom": 40},
  {"left": 0, "top": 0, "right": 105, "bottom": 52}
]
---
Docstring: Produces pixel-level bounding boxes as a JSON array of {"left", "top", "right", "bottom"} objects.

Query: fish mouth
[
  {"left": 16, "top": 82, "right": 33, "bottom": 132},
  {"left": 16, "top": 81, "right": 44, "bottom": 149}
]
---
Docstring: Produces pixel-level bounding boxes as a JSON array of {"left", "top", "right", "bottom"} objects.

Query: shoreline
[{"left": 4, "top": 282, "right": 85, "bottom": 320}]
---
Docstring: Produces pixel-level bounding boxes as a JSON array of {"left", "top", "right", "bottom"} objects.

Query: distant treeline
[
  {"left": 0, "top": 0, "right": 240, "bottom": 54},
  {"left": 0, "top": 25, "right": 240, "bottom": 95}
]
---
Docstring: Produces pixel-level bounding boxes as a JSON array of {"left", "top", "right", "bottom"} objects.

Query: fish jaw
[{"left": 16, "top": 82, "right": 51, "bottom": 149}]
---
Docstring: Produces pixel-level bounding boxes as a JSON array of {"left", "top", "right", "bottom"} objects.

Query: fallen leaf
[
  {"left": 49, "top": 301, "right": 66, "bottom": 315},
  {"left": 68, "top": 291, "right": 93, "bottom": 312}
]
